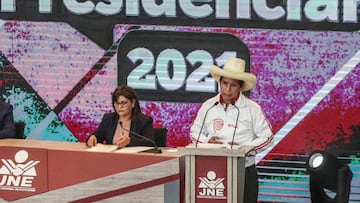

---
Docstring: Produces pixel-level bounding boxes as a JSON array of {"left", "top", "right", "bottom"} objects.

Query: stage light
[{"left": 306, "top": 150, "right": 353, "bottom": 203}]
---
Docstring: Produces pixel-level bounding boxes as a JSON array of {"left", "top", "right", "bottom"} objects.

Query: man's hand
[
  {"left": 208, "top": 136, "right": 223, "bottom": 144},
  {"left": 227, "top": 141, "right": 239, "bottom": 146}
]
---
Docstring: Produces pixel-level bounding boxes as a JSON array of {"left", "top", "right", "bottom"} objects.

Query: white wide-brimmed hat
[{"left": 210, "top": 57, "right": 257, "bottom": 91}]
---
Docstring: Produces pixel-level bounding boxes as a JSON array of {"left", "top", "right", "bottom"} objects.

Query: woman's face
[{"left": 114, "top": 95, "right": 135, "bottom": 118}]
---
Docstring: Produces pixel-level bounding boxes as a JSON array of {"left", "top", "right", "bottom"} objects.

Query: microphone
[
  {"left": 230, "top": 103, "right": 240, "bottom": 149},
  {"left": 195, "top": 101, "right": 219, "bottom": 148},
  {"left": 119, "top": 121, "right": 162, "bottom": 154}
]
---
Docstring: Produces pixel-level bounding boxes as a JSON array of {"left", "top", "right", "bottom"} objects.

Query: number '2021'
[{"left": 126, "top": 47, "right": 236, "bottom": 93}]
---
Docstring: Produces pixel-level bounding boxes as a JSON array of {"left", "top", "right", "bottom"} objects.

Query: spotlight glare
[{"left": 309, "top": 153, "right": 324, "bottom": 168}]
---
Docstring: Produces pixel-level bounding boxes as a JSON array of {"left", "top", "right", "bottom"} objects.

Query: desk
[{"left": 0, "top": 139, "right": 180, "bottom": 203}]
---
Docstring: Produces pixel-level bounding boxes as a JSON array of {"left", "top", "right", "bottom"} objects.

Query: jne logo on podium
[
  {"left": 197, "top": 170, "right": 226, "bottom": 200},
  {"left": 194, "top": 156, "right": 229, "bottom": 202}
]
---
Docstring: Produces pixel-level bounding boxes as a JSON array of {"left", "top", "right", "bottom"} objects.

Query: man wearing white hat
[{"left": 190, "top": 57, "right": 274, "bottom": 202}]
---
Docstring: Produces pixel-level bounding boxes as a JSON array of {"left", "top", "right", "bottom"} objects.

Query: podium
[{"left": 178, "top": 145, "right": 252, "bottom": 203}]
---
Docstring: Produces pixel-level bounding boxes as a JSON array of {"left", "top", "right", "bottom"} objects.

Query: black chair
[
  {"left": 154, "top": 128, "right": 167, "bottom": 147},
  {"left": 14, "top": 121, "right": 26, "bottom": 139}
]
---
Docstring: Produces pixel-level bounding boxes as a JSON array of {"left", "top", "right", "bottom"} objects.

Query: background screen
[{"left": 0, "top": 1, "right": 359, "bottom": 202}]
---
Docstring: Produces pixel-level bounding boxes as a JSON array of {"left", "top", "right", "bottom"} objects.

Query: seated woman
[{"left": 86, "top": 86, "right": 155, "bottom": 149}]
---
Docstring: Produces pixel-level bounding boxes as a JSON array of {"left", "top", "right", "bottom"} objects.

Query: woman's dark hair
[{"left": 112, "top": 86, "right": 141, "bottom": 121}]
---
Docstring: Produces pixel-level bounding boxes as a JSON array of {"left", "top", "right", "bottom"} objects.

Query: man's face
[{"left": 220, "top": 77, "right": 241, "bottom": 104}]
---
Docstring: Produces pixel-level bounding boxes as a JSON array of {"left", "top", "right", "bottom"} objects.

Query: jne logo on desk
[
  {"left": 0, "top": 147, "right": 47, "bottom": 201},
  {"left": 0, "top": 150, "right": 40, "bottom": 192}
]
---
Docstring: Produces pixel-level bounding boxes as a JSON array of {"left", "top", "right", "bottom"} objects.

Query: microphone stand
[
  {"left": 195, "top": 101, "right": 219, "bottom": 148},
  {"left": 119, "top": 122, "right": 162, "bottom": 154},
  {"left": 230, "top": 103, "right": 240, "bottom": 149}
]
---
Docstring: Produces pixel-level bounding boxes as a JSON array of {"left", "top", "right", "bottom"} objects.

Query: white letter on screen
[
  {"left": 143, "top": 0, "right": 176, "bottom": 17},
  {"left": 253, "top": 0, "right": 285, "bottom": 20},
  {"left": 304, "top": 0, "right": 338, "bottom": 22},
  {"left": 236, "top": 0, "right": 251, "bottom": 19},
  {"left": 95, "top": 0, "right": 122, "bottom": 15},
  {"left": 287, "top": 0, "right": 301, "bottom": 21},
  {"left": 39, "top": 0, "right": 52, "bottom": 13},
  {"left": 215, "top": 0, "right": 230, "bottom": 19},
  {"left": 1, "top": 0, "right": 15, "bottom": 12},
  {"left": 126, "top": 0, "right": 139, "bottom": 16},
  {"left": 64, "top": 0, "right": 94, "bottom": 15},
  {"left": 179, "top": 0, "right": 213, "bottom": 18},
  {"left": 343, "top": 0, "right": 358, "bottom": 23}
]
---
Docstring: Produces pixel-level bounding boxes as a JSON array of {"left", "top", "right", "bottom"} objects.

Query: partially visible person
[
  {"left": 86, "top": 86, "right": 155, "bottom": 149},
  {"left": 0, "top": 100, "right": 16, "bottom": 139},
  {"left": 190, "top": 57, "right": 274, "bottom": 203}
]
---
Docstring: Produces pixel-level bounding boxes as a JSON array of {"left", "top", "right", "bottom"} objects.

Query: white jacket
[{"left": 190, "top": 93, "right": 274, "bottom": 167}]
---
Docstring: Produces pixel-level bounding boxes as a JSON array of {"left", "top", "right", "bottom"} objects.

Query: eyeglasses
[{"left": 114, "top": 101, "right": 130, "bottom": 107}]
